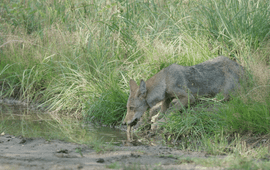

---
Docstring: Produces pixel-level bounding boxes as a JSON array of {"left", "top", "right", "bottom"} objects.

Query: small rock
[
  {"left": 56, "top": 149, "right": 69, "bottom": 154},
  {"left": 77, "top": 164, "right": 83, "bottom": 169},
  {"left": 131, "top": 153, "right": 141, "bottom": 158},
  {"left": 97, "top": 158, "right": 105, "bottom": 163},
  {"left": 19, "top": 139, "right": 26, "bottom": 144}
]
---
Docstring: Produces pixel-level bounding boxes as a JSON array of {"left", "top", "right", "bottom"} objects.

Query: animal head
[{"left": 123, "top": 79, "right": 149, "bottom": 126}]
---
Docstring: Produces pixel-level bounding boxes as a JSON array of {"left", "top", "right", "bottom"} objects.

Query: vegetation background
[{"left": 0, "top": 0, "right": 270, "bottom": 167}]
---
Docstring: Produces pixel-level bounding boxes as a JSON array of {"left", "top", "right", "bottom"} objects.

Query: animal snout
[
  {"left": 122, "top": 118, "right": 139, "bottom": 126},
  {"left": 129, "top": 118, "right": 139, "bottom": 126}
]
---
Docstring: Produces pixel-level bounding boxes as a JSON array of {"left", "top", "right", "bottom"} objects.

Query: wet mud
[{"left": 0, "top": 134, "right": 224, "bottom": 170}]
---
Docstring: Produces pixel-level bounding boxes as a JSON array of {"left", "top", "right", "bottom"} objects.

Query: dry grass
[{"left": 243, "top": 54, "right": 270, "bottom": 104}]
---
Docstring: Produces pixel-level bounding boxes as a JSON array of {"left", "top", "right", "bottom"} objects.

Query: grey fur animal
[{"left": 123, "top": 56, "right": 244, "bottom": 140}]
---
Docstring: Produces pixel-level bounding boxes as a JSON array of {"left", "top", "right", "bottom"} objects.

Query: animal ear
[
  {"left": 129, "top": 79, "right": 138, "bottom": 93},
  {"left": 138, "top": 79, "right": 147, "bottom": 98}
]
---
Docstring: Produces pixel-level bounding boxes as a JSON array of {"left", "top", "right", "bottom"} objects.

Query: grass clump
[
  {"left": 196, "top": 0, "right": 270, "bottom": 50},
  {"left": 221, "top": 95, "right": 270, "bottom": 135},
  {"left": 160, "top": 83, "right": 270, "bottom": 152}
]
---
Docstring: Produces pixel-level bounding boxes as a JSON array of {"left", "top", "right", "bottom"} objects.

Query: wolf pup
[{"left": 123, "top": 56, "right": 245, "bottom": 141}]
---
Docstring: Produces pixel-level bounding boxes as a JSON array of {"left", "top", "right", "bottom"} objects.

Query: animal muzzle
[{"left": 122, "top": 117, "right": 139, "bottom": 126}]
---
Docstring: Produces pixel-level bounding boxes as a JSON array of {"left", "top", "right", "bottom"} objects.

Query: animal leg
[
  {"left": 161, "top": 98, "right": 171, "bottom": 113},
  {"left": 126, "top": 125, "right": 133, "bottom": 141},
  {"left": 167, "top": 90, "right": 195, "bottom": 113},
  {"left": 150, "top": 99, "right": 170, "bottom": 131}
]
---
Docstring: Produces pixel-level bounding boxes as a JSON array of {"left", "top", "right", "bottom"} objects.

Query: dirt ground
[{"left": 0, "top": 134, "right": 225, "bottom": 170}]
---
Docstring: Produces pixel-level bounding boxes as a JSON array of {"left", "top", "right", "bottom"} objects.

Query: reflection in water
[
  {"left": 0, "top": 103, "right": 126, "bottom": 143},
  {"left": 0, "top": 103, "right": 43, "bottom": 118},
  {"left": 88, "top": 125, "right": 127, "bottom": 143}
]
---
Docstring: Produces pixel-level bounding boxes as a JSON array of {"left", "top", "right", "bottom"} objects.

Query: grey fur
[{"left": 123, "top": 56, "right": 245, "bottom": 126}]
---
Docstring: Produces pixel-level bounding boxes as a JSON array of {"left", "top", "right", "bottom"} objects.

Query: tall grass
[
  {"left": 195, "top": 0, "right": 270, "bottom": 51},
  {"left": 0, "top": 0, "right": 269, "bottom": 147}
]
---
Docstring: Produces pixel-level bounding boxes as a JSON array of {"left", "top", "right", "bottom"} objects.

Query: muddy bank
[{"left": 0, "top": 134, "right": 225, "bottom": 170}]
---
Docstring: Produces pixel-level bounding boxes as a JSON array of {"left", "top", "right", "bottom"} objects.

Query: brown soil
[{"left": 0, "top": 134, "right": 224, "bottom": 170}]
